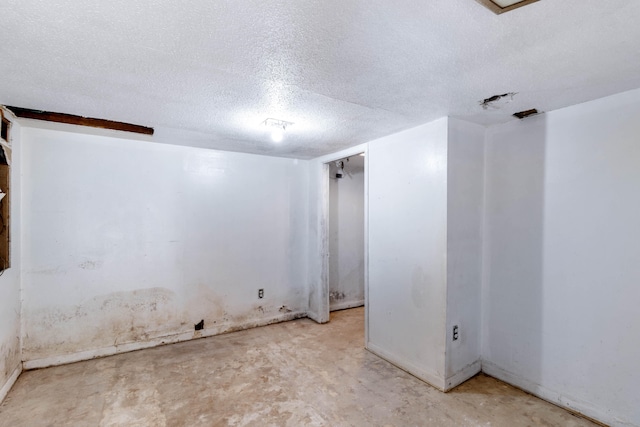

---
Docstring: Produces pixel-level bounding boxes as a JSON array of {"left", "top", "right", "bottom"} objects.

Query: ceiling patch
[{"left": 475, "top": 0, "right": 539, "bottom": 15}]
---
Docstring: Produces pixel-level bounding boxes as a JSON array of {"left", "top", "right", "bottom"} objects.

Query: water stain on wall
[
  {"left": 23, "top": 284, "right": 305, "bottom": 362},
  {"left": 330, "top": 261, "right": 365, "bottom": 306},
  {"left": 24, "top": 287, "right": 179, "bottom": 360},
  {"left": 78, "top": 260, "right": 103, "bottom": 270},
  {"left": 0, "top": 337, "right": 20, "bottom": 385},
  {"left": 184, "top": 283, "right": 228, "bottom": 325},
  {"left": 329, "top": 292, "right": 345, "bottom": 302}
]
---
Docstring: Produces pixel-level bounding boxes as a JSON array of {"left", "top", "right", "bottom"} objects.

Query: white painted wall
[
  {"left": 445, "top": 118, "right": 484, "bottom": 389},
  {"left": 367, "top": 119, "right": 449, "bottom": 390},
  {"left": 0, "top": 112, "right": 22, "bottom": 403},
  {"left": 366, "top": 117, "right": 485, "bottom": 391},
  {"left": 329, "top": 155, "right": 364, "bottom": 311},
  {"left": 20, "top": 125, "right": 309, "bottom": 367},
  {"left": 482, "top": 89, "right": 640, "bottom": 427}
]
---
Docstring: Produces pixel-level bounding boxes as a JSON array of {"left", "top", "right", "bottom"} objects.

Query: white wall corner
[
  {"left": 479, "top": 125, "right": 491, "bottom": 363},
  {"left": 0, "top": 363, "right": 22, "bottom": 405},
  {"left": 367, "top": 343, "right": 447, "bottom": 392},
  {"left": 482, "top": 361, "right": 631, "bottom": 427},
  {"left": 444, "top": 359, "right": 482, "bottom": 392},
  {"left": 444, "top": 116, "right": 485, "bottom": 385}
]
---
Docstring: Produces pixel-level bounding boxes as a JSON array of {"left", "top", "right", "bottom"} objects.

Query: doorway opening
[{"left": 328, "top": 154, "right": 365, "bottom": 312}]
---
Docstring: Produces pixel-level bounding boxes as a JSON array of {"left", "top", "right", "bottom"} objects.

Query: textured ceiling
[{"left": 1, "top": 0, "right": 639, "bottom": 158}]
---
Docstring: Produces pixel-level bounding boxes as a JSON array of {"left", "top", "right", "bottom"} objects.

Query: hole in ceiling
[
  {"left": 475, "top": 0, "right": 539, "bottom": 15},
  {"left": 480, "top": 92, "right": 516, "bottom": 110},
  {"left": 513, "top": 108, "right": 539, "bottom": 119}
]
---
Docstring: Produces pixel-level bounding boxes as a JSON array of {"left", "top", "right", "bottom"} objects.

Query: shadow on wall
[{"left": 484, "top": 114, "right": 547, "bottom": 388}]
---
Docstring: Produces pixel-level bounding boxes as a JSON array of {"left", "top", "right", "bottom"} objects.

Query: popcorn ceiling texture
[{"left": 0, "top": 0, "right": 639, "bottom": 158}]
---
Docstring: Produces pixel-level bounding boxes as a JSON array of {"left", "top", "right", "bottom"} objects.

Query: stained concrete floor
[{"left": 0, "top": 307, "right": 598, "bottom": 427}]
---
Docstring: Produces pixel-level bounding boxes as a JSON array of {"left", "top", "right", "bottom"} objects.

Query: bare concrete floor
[{"left": 1, "top": 307, "right": 597, "bottom": 426}]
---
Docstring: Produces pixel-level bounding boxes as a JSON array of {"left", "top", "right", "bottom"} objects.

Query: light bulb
[{"left": 271, "top": 128, "right": 284, "bottom": 143}]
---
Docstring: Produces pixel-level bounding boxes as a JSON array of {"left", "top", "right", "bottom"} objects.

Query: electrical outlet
[
  {"left": 453, "top": 325, "right": 459, "bottom": 341},
  {"left": 258, "top": 289, "right": 264, "bottom": 299}
]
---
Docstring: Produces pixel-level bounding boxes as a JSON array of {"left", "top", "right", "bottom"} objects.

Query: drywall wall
[
  {"left": 445, "top": 118, "right": 484, "bottom": 389},
  {"left": 328, "top": 155, "right": 365, "bottom": 311},
  {"left": 0, "top": 112, "right": 21, "bottom": 403},
  {"left": 482, "top": 89, "right": 640, "bottom": 427},
  {"left": 367, "top": 118, "right": 449, "bottom": 389},
  {"left": 20, "top": 125, "right": 309, "bottom": 367}
]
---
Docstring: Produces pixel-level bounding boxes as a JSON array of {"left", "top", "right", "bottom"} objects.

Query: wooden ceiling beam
[{"left": 5, "top": 106, "right": 154, "bottom": 135}]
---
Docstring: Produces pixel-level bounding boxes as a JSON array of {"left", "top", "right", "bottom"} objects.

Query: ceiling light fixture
[
  {"left": 262, "top": 118, "right": 293, "bottom": 143},
  {"left": 475, "top": 0, "right": 539, "bottom": 14}
]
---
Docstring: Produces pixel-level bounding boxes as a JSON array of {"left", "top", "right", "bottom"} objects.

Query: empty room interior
[{"left": 0, "top": 0, "right": 639, "bottom": 426}]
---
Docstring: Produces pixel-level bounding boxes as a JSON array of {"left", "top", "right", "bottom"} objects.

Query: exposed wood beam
[{"left": 5, "top": 106, "right": 154, "bottom": 135}]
